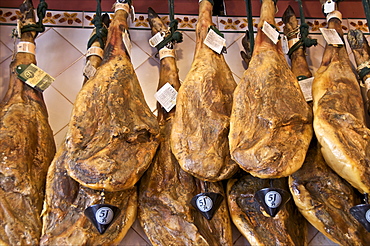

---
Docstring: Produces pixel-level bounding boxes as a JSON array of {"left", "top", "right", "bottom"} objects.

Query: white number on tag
[
  {"left": 154, "top": 82, "right": 178, "bottom": 112},
  {"left": 262, "top": 21, "right": 280, "bottom": 44},
  {"left": 264, "top": 191, "right": 282, "bottom": 208},
  {"left": 196, "top": 196, "right": 213, "bottom": 212},
  {"left": 95, "top": 207, "right": 114, "bottom": 225}
]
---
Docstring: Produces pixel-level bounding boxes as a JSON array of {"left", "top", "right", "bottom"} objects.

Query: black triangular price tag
[
  {"left": 350, "top": 204, "right": 370, "bottom": 232},
  {"left": 84, "top": 204, "right": 121, "bottom": 234},
  {"left": 191, "top": 192, "right": 223, "bottom": 220},
  {"left": 254, "top": 188, "right": 291, "bottom": 217}
]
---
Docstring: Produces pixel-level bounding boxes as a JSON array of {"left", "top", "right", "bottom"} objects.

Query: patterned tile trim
[{"left": 1, "top": 8, "right": 369, "bottom": 33}]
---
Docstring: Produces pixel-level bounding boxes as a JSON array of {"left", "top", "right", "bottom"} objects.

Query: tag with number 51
[
  {"left": 254, "top": 188, "right": 291, "bottom": 217},
  {"left": 191, "top": 192, "right": 224, "bottom": 220}
]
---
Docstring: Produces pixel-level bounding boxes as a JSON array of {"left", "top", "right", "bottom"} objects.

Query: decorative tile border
[{"left": 1, "top": 7, "right": 369, "bottom": 33}]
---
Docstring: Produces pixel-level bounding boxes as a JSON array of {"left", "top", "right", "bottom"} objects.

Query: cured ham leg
[
  {"left": 41, "top": 10, "right": 137, "bottom": 244},
  {"left": 227, "top": 174, "right": 307, "bottom": 246},
  {"left": 229, "top": 0, "right": 313, "bottom": 178},
  {"left": 289, "top": 139, "right": 370, "bottom": 245},
  {"left": 139, "top": 8, "right": 232, "bottom": 245},
  {"left": 282, "top": 5, "right": 312, "bottom": 79},
  {"left": 0, "top": 1, "right": 56, "bottom": 244},
  {"left": 312, "top": 11, "right": 370, "bottom": 194},
  {"left": 64, "top": 1, "right": 159, "bottom": 192},
  {"left": 347, "top": 29, "right": 370, "bottom": 125},
  {"left": 170, "top": 0, "right": 238, "bottom": 181}
]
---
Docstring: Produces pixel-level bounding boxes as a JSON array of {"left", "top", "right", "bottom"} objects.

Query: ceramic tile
[
  {"left": 218, "top": 16, "right": 249, "bottom": 32},
  {"left": 134, "top": 57, "right": 160, "bottom": 112},
  {"left": 0, "top": 8, "right": 19, "bottom": 25},
  {"left": 0, "top": 25, "right": 18, "bottom": 50},
  {"left": 306, "top": 18, "right": 328, "bottom": 34},
  {"left": 132, "top": 14, "right": 150, "bottom": 29},
  {"left": 52, "top": 55, "right": 85, "bottom": 103},
  {"left": 54, "top": 27, "right": 95, "bottom": 54},
  {"left": 43, "top": 85, "right": 74, "bottom": 135},
  {"left": 175, "top": 31, "right": 196, "bottom": 82},
  {"left": 233, "top": 234, "right": 251, "bottom": 246},
  {"left": 131, "top": 29, "right": 154, "bottom": 57},
  {"left": 176, "top": 14, "right": 198, "bottom": 30},
  {"left": 308, "top": 231, "right": 339, "bottom": 246},
  {"left": 0, "top": 41, "right": 12, "bottom": 64},
  {"left": 119, "top": 227, "right": 151, "bottom": 246},
  {"left": 43, "top": 10, "right": 83, "bottom": 27},
  {"left": 35, "top": 28, "right": 83, "bottom": 78},
  {"left": 348, "top": 19, "right": 369, "bottom": 32},
  {"left": 0, "top": 56, "right": 11, "bottom": 102},
  {"left": 223, "top": 32, "right": 247, "bottom": 80},
  {"left": 82, "top": 12, "right": 97, "bottom": 28},
  {"left": 53, "top": 124, "right": 68, "bottom": 149},
  {"left": 307, "top": 223, "right": 320, "bottom": 243},
  {"left": 131, "top": 219, "right": 151, "bottom": 244},
  {"left": 231, "top": 223, "right": 242, "bottom": 244},
  {"left": 306, "top": 34, "right": 325, "bottom": 76}
]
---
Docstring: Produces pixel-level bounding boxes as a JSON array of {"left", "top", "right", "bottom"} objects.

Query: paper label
[
  {"left": 204, "top": 28, "right": 226, "bottom": 54},
  {"left": 159, "top": 47, "right": 175, "bottom": 60},
  {"left": 298, "top": 77, "right": 314, "bottom": 102},
  {"left": 130, "top": 5, "right": 135, "bottom": 23},
  {"left": 83, "top": 60, "right": 97, "bottom": 79},
  {"left": 17, "top": 64, "right": 55, "bottom": 91},
  {"left": 17, "top": 41, "right": 36, "bottom": 55},
  {"left": 323, "top": 0, "right": 336, "bottom": 14},
  {"left": 149, "top": 32, "right": 165, "bottom": 47},
  {"left": 86, "top": 46, "right": 104, "bottom": 59},
  {"left": 122, "top": 29, "right": 132, "bottom": 57},
  {"left": 282, "top": 35, "right": 289, "bottom": 54},
  {"left": 262, "top": 21, "right": 280, "bottom": 44},
  {"left": 320, "top": 28, "right": 344, "bottom": 46},
  {"left": 154, "top": 82, "right": 178, "bottom": 112}
]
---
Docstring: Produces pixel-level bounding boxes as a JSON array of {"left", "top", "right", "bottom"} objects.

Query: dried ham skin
[
  {"left": 312, "top": 14, "right": 370, "bottom": 194},
  {"left": 171, "top": 0, "right": 238, "bottom": 182},
  {"left": 229, "top": 0, "right": 312, "bottom": 179},
  {"left": 64, "top": 7, "right": 159, "bottom": 192},
  {"left": 0, "top": 1, "right": 56, "bottom": 244}
]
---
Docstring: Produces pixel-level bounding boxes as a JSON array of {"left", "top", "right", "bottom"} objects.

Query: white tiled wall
[{"left": 1, "top": 8, "right": 367, "bottom": 245}]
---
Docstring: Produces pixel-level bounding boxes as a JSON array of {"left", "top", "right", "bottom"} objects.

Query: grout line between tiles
[
  {"left": 308, "top": 230, "right": 320, "bottom": 245},
  {"left": 130, "top": 226, "right": 152, "bottom": 245},
  {"left": 52, "top": 27, "right": 86, "bottom": 55},
  {"left": 53, "top": 123, "right": 68, "bottom": 137}
]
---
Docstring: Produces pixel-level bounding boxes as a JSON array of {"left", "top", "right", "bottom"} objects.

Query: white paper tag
[
  {"left": 323, "top": 0, "right": 336, "bottom": 14},
  {"left": 122, "top": 29, "right": 132, "bottom": 57},
  {"left": 262, "top": 21, "right": 280, "bottom": 44},
  {"left": 154, "top": 82, "right": 178, "bottom": 112},
  {"left": 149, "top": 32, "right": 165, "bottom": 47},
  {"left": 17, "top": 41, "right": 36, "bottom": 55},
  {"left": 282, "top": 35, "right": 289, "bottom": 54},
  {"left": 320, "top": 28, "right": 344, "bottom": 46},
  {"left": 298, "top": 77, "right": 314, "bottom": 102},
  {"left": 86, "top": 46, "right": 104, "bottom": 59},
  {"left": 159, "top": 47, "right": 175, "bottom": 60},
  {"left": 204, "top": 28, "right": 226, "bottom": 54},
  {"left": 83, "top": 60, "right": 97, "bottom": 79}
]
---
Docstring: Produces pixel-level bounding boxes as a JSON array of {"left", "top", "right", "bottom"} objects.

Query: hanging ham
[
  {"left": 312, "top": 11, "right": 370, "bottom": 194},
  {"left": 63, "top": 1, "right": 160, "bottom": 192},
  {"left": 229, "top": 0, "right": 313, "bottom": 179},
  {"left": 139, "top": 8, "right": 233, "bottom": 245},
  {"left": 0, "top": 1, "right": 56, "bottom": 244},
  {"left": 170, "top": 0, "right": 238, "bottom": 182},
  {"left": 41, "top": 9, "right": 137, "bottom": 244}
]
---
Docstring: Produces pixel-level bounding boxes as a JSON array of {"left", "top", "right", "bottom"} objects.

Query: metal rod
[{"left": 245, "top": 0, "right": 254, "bottom": 54}]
